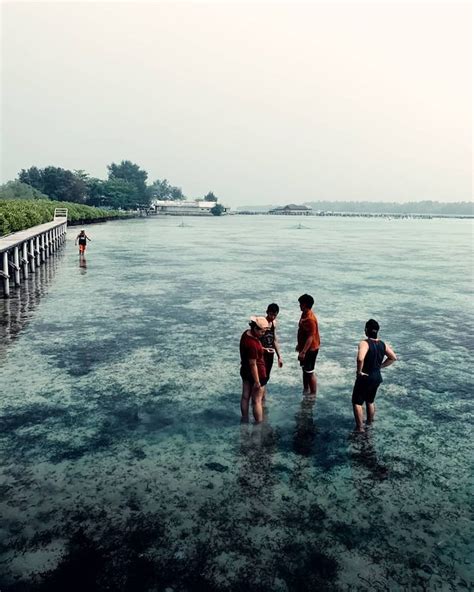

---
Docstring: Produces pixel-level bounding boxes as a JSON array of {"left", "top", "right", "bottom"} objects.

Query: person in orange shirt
[{"left": 296, "top": 293, "right": 320, "bottom": 395}]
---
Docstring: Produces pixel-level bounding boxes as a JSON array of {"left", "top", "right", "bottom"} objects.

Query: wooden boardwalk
[{"left": 0, "top": 213, "right": 67, "bottom": 297}]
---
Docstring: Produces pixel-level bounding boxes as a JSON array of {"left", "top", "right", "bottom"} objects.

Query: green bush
[{"left": 0, "top": 199, "right": 129, "bottom": 236}]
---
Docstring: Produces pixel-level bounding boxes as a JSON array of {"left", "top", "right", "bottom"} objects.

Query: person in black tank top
[
  {"left": 259, "top": 303, "right": 283, "bottom": 395},
  {"left": 352, "top": 319, "right": 397, "bottom": 432}
]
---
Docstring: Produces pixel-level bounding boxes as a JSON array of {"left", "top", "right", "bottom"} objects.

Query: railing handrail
[{"left": 54, "top": 208, "right": 68, "bottom": 221}]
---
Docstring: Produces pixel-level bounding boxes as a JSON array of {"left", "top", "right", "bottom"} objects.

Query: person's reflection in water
[
  {"left": 349, "top": 427, "right": 389, "bottom": 484},
  {"left": 293, "top": 393, "right": 317, "bottom": 457},
  {"left": 238, "top": 418, "right": 277, "bottom": 502},
  {"left": 79, "top": 255, "right": 87, "bottom": 274}
]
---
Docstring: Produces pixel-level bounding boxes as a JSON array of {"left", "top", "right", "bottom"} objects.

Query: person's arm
[
  {"left": 249, "top": 359, "right": 260, "bottom": 388},
  {"left": 356, "top": 341, "right": 369, "bottom": 376},
  {"left": 298, "top": 335, "right": 313, "bottom": 360},
  {"left": 273, "top": 325, "right": 283, "bottom": 367},
  {"left": 74, "top": 234, "right": 79, "bottom": 245},
  {"left": 86, "top": 234, "right": 92, "bottom": 241},
  {"left": 381, "top": 343, "right": 397, "bottom": 368}
]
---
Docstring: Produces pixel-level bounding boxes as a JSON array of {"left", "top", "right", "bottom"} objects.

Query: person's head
[
  {"left": 365, "top": 319, "right": 380, "bottom": 339},
  {"left": 266, "top": 303, "right": 279, "bottom": 322},
  {"left": 298, "top": 293, "right": 314, "bottom": 311},
  {"left": 249, "top": 316, "right": 269, "bottom": 337},
  {"left": 80, "top": 230, "right": 85, "bottom": 235}
]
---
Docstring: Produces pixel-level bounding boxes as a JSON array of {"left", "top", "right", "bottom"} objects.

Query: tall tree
[
  {"left": 18, "top": 166, "right": 43, "bottom": 190},
  {"left": 107, "top": 160, "right": 148, "bottom": 203},
  {"left": 149, "top": 178, "right": 185, "bottom": 201},
  {"left": 87, "top": 177, "right": 139, "bottom": 209},
  {"left": 18, "top": 166, "right": 87, "bottom": 203},
  {"left": 204, "top": 191, "right": 218, "bottom": 202}
]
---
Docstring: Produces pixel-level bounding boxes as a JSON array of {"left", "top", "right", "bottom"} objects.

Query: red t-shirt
[
  {"left": 240, "top": 330, "right": 266, "bottom": 380},
  {"left": 297, "top": 309, "right": 320, "bottom": 351}
]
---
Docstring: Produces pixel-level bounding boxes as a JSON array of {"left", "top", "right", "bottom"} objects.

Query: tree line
[
  {"left": 305, "top": 200, "right": 473, "bottom": 216},
  {"left": 2, "top": 161, "right": 221, "bottom": 211}
]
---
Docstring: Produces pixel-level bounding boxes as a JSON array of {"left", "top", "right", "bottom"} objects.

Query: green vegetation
[
  {"left": 0, "top": 199, "right": 127, "bottom": 236},
  {"left": 211, "top": 203, "right": 225, "bottom": 216},
  {"left": 16, "top": 161, "right": 194, "bottom": 210},
  {"left": 1, "top": 161, "right": 225, "bottom": 232}
]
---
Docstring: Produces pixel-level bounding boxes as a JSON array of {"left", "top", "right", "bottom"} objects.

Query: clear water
[{"left": 0, "top": 216, "right": 472, "bottom": 591}]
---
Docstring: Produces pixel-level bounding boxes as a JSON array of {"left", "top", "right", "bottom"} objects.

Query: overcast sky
[{"left": 1, "top": 1, "right": 472, "bottom": 207}]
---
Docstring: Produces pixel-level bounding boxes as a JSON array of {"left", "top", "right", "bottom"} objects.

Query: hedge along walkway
[{"left": 0, "top": 199, "right": 131, "bottom": 236}]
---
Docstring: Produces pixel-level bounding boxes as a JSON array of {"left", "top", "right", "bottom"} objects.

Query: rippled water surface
[{"left": 0, "top": 215, "right": 472, "bottom": 591}]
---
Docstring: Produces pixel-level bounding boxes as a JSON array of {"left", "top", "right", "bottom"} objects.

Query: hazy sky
[{"left": 1, "top": 1, "right": 472, "bottom": 207}]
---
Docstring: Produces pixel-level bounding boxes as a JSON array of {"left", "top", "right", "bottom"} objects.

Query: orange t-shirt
[{"left": 297, "top": 309, "right": 320, "bottom": 351}]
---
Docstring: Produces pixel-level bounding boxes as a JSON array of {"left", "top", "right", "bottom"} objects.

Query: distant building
[
  {"left": 268, "top": 204, "right": 313, "bottom": 216},
  {"left": 150, "top": 200, "right": 229, "bottom": 216}
]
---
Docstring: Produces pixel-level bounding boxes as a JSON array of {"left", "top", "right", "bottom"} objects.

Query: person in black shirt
[
  {"left": 352, "top": 319, "right": 397, "bottom": 432},
  {"left": 260, "top": 303, "right": 283, "bottom": 395},
  {"left": 75, "top": 230, "right": 91, "bottom": 255}
]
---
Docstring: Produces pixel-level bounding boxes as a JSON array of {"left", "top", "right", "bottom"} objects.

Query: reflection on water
[
  {"left": 0, "top": 217, "right": 472, "bottom": 591},
  {"left": 293, "top": 392, "right": 317, "bottom": 457},
  {"left": 78, "top": 255, "right": 87, "bottom": 274},
  {"left": 349, "top": 428, "right": 389, "bottom": 482},
  {"left": 0, "top": 252, "right": 63, "bottom": 356}
]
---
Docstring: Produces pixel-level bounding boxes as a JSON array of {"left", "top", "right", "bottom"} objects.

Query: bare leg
[
  {"left": 308, "top": 372, "right": 317, "bottom": 395},
  {"left": 302, "top": 372, "right": 310, "bottom": 394},
  {"left": 353, "top": 404, "right": 365, "bottom": 432},
  {"left": 366, "top": 402, "right": 375, "bottom": 424},
  {"left": 252, "top": 385, "right": 265, "bottom": 423},
  {"left": 240, "top": 381, "right": 251, "bottom": 420}
]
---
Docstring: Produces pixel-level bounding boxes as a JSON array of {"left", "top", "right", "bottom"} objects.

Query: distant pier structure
[{"left": 0, "top": 208, "right": 68, "bottom": 298}]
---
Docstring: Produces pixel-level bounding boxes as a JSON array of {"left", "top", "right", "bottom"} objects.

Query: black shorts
[
  {"left": 240, "top": 367, "right": 268, "bottom": 387},
  {"left": 352, "top": 376, "right": 381, "bottom": 405},
  {"left": 300, "top": 349, "right": 318, "bottom": 373},
  {"left": 264, "top": 352, "right": 274, "bottom": 380}
]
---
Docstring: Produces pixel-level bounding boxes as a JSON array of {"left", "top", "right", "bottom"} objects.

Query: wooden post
[
  {"left": 2, "top": 251, "right": 10, "bottom": 297},
  {"left": 22, "top": 242, "right": 29, "bottom": 278},
  {"left": 30, "top": 239, "right": 35, "bottom": 273},
  {"left": 35, "top": 236, "right": 41, "bottom": 267},
  {"left": 13, "top": 246, "right": 20, "bottom": 285},
  {"left": 44, "top": 232, "right": 49, "bottom": 259}
]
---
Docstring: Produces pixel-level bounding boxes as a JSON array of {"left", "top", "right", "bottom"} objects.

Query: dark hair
[
  {"left": 365, "top": 319, "right": 380, "bottom": 338},
  {"left": 298, "top": 294, "right": 314, "bottom": 308},
  {"left": 249, "top": 321, "right": 258, "bottom": 330},
  {"left": 267, "top": 303, "right": 279, "bottom": 314}
]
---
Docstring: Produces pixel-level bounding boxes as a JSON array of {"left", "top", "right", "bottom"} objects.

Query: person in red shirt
[
  {"left": 296, "top": 293, "right": 320, "bottom": 395},
  {"left": 240, "top": 316, "right": 269, "bottom": 423}
]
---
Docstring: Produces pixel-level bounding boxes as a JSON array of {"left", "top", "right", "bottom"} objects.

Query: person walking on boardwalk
[
  {"left": 260, "top": 303, "right": 283, "bottom": 393},
  {"left": 75, "top": 229, "right": 91, "bottom": 255},
  {"left": 352, "top": 319, "right": 397, "bottom": 432},
  {"left": 240, "top": 316, "right": 269, "bottom": 423},
  {"left": 296, "top": 294, "right": 320, "bottom": 395}
]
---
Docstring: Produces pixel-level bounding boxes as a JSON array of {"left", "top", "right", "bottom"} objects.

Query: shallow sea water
[{"left": 0, "top": 215, "right": 472, "bottom": 591}]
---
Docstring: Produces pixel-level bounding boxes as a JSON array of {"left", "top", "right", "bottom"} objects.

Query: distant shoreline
[{"left": 235, "top": 211, "right": 473, "bottom": 220}]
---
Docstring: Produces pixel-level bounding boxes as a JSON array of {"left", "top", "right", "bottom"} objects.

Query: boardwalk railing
[
  {"left": 0, "top": 216, "right": 68, "bottom": 298},
  {"left": 54, "top": 208, "right": 68, "bottom": 221}
]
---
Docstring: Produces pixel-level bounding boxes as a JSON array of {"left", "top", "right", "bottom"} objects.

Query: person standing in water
[
  {"left": 240, "top": 316, "right": 269, "bottom": 423},
  {"left": 352, "top": 319, "right": 397, "bottom": 432},
  {"left": 296, "top": 294, "right": 320, "bottom": 395},
  {"left": 260, "top": 303, "right": 283, "bottom": 392},
  {"left": 75, "top": 229, "right": 91, "bottom": 255}
]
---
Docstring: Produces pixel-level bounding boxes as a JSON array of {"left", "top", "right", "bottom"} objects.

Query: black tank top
[
  {"left": 362, "top": 339, "right": 385, "bottom": 382},
  {"left": 78, "top": 235, "right": 87, "bottom": 245},
  {"left": 260, "top": 322, "right": 275, "bottom": 349}
]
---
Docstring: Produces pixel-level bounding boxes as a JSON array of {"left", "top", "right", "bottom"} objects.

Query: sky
[{"left": 1, "top": 1, "right": 472, "bottom": 207}]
